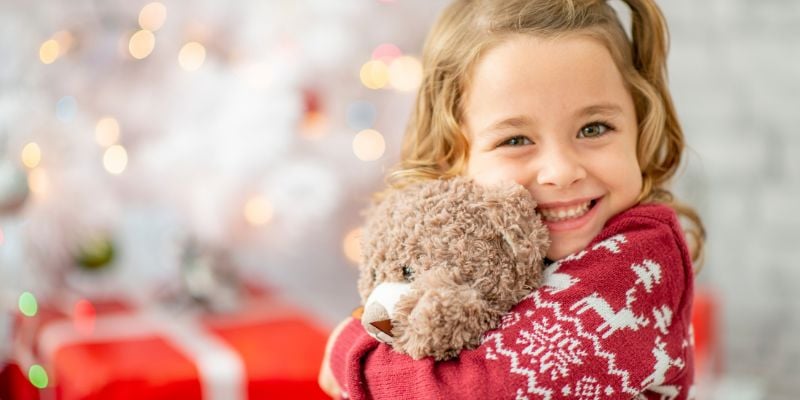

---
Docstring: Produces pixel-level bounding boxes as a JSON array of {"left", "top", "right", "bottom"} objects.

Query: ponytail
[{"left": 622, "top": 0, "right": 706, "bottom": 270}]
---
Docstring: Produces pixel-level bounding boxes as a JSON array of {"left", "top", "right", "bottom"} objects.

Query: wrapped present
[{"left": 4, "top": 288, "right": 330, "bottom": 400}]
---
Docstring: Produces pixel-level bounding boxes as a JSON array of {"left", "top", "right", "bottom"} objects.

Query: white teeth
[{"left": 539, "top": 201, "right": 591, "bottom": 222}]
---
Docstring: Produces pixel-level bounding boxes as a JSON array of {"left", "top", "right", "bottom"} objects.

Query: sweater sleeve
[{"left": 329, "top": 204, "right": 695, "bottom": 400}]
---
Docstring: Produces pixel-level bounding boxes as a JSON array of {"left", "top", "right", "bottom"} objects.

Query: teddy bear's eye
[{"left": 402, "top": 265, "right": 414, "bottom": 281}]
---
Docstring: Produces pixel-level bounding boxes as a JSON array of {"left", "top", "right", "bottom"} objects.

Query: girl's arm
[{"left": 329, "top": 204, "right": 695, "bottom": 400}]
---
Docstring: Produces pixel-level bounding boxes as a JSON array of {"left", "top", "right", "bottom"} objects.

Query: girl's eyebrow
[
  {"left": 575, "top": 103, "right": 623, "bottom": 118},
  {"left": 482, "top": 115, "right": 534, "bottom": 134}
]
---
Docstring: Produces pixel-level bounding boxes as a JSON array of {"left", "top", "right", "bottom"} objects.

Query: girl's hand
[{"left": 318, "top": 317, "right": 353, "bottom": 398}]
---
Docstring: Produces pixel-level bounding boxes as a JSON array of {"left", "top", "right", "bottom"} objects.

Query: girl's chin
[{"left": 545, "top": 238, "right": 591, "bottom": 261}]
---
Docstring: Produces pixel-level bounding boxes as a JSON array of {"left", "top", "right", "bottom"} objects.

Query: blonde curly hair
[{"left": 386, "top": 0, "right": 705, "bottom": 268}]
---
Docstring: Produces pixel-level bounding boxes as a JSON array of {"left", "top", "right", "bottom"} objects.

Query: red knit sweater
[{"left": 330, "top": 204, "right": 696, "bottom": 399}]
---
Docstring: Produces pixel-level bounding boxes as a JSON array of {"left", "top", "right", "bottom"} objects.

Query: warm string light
[
  {"left": 129, "top": 30, "right": 155, "bottom": 59},
  {"left": 95, "top": 117, "right": 121, "bottom": 147},
  {"left": 388, "top": 56, "right": 423, "bottom": 91},
  {"left": 178, "top": 42, "right": 206, "bottom": 71},
  {"left": 21, "top": 142, "right": 41, "bottom": 169},
  {"left": 27, "top": 168, "right": 49, "bottom": 196},
  {"left": 352, "top": 129, "right": 386, "bottom": 161},
  {"left": 359, "top": 60, "right": 389, "bottom": 89},
  {"left": 39, "top": 39, "right": 59, "bottom": 64},
  {"left": 139, "top": 2, "right": 167, "bottom": 31},
  {"left": 244, "top": 195, "right": 273, "bottom": 226},
  {"left": 342, "top": 228, "right": 362, "bottom": 265},
  {"left": 360, "top": 44, "right": 422, "bottom": 91},
  {"left": 103, "top": 145, "right": 128, "bottom": 174}
]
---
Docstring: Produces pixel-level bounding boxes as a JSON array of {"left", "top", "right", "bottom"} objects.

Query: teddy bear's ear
[{"left": 479, "top": 181, "right": 550, "bottom": 279}]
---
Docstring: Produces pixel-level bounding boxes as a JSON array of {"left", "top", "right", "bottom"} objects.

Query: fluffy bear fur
[{"left": 357, "top": 177, "right": 549, "bottom": 360}]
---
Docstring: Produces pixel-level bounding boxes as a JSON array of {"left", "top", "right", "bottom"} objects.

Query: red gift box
[{"left": 3, "top": 289, "right": 330, "bottom": 400}]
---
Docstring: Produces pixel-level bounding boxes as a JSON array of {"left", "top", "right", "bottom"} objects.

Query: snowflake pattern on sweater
[{"left": 330, "top": 204, "right": 695, "bottom": 400}]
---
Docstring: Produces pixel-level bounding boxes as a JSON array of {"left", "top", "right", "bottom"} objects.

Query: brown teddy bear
[{"left": 355, "top": 177, "right": 549, "bottom": 361}]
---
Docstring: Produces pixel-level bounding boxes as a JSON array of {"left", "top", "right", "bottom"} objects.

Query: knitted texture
[{"left": 330, "top": 203, "right": 695, "bottom": 399}]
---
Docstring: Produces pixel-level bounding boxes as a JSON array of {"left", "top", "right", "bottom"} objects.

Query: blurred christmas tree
[{"left": 0, "top": 0, "right": 449, "bottom": 360}]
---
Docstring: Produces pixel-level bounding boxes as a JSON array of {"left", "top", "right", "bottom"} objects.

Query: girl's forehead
[{"left": 462, "top": 34, "right": 632, "bottom": 130}]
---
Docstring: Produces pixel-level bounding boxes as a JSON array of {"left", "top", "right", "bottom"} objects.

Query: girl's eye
[
  {"left": 401, "top": 265, "right": 414, "bottom": 281},
  {"left": 578, "top": 122, "right": 612, "bottom": 138},
  {"left": 501, "top": 136, "right": 533, "bottom": 147}
]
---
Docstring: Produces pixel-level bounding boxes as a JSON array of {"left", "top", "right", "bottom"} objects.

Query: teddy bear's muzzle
[{"left": 362, "top": 282, "right": 411, "bottom": 344}]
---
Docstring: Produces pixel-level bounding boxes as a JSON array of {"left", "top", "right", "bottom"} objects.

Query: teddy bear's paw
[{"left": 393, "top": 279, "right": 504, "bottom": 361}]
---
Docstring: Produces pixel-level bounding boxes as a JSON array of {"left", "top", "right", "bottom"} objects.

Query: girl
[{"left": 320, "top": 0, "right": 705, "bottom": 398}]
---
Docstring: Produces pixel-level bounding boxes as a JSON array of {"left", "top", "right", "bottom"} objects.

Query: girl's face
[{"left": 464, "top": 34, "right": 642, "bottom": 260}]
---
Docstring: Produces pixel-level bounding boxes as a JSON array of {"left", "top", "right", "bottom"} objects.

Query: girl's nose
[{"left": 535, "top": 144, "right": 586, "bottom": 188}]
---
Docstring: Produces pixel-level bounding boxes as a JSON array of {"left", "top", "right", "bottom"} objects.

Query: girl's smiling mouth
[{"left": 537, "top": 197, "right": 601, "bottom": 231}]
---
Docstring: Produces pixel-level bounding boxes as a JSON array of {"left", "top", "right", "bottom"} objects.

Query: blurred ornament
[
  {"left": 74, "top": 234, "right": 115, "bottom": 270},
  {"left": 179, "top": 240, "right": 241, "bottom": 313},
  {"left": 300, "top": 89, "right": 329, "bottom": 139},
  {"left": 28, "top": 365, "right": 48, "bottom": 389},
  {"left": 18, "top": 291, "right": 38, "bottom": 317},
  {"left": 55, "top": 96, "right": 78, "bottom": 122},
  {"left": 73, "top": 299, "right": 96, "bottom": 335},
  {"left": 0, "top": 158, "right": 29, "bottom": 214},
  {"left": 371, "top": 43, "right": 402, "bottom": 64},
  {"left": 346, "top": 100, "right": 377, "bottom": 130}
]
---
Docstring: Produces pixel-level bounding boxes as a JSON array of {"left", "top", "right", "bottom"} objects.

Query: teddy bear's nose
[{"left": 362, "top": 302, "right": 395, "bottom": 342}]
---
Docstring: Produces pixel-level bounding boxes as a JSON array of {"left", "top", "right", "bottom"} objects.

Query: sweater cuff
[{"left": 330, "top": 318, "right": 377, "bottom": 399}]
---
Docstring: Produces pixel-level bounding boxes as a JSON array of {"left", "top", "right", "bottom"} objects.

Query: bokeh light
[
  {"left": 139, "top": 2, "right": 167, "bottom": 32},
  {"left": 21, "top": 142, "right": 41, "bottom": 169},
  {"left": 352, "top": 129, "right": 386, "bottom": 161},
  {"left": 103, "top": 145, "right": 128, "bottom": 175},
  {"left": 52, "top": 31, "right": 74, "bottom": 54},
  {"left": 178, "top": 42, "right": 206, "bottom": 71},
  {"left": 95, "top": 117, "right": 120, "bottom": 147},
  {"left": 0, "top": 226, "right": 5, "bottom": 246},
  {"left": 28, "top": 168, "right": 49, "bottom": 196},
  {"left": 300, "top": 111, "right": 329, "bottom": 140},
  {"left": 129, "top": 29, "right": 155, "bottom": 59},
  {"left": 244, "top": 195, "right": 273, "bottom": 226},
  {"left": 359, "top": 60, "right": 389, "bottom": 90},
  {"left": 346, "top": 100, "right": 377, "bottom": 131},
  {"left": 74, "top": 299, "right": 96, "bottom": 335},
  {"left": 39, "top": 39, "right": 60, "bottom": 64},
  {"left": 342, "top": 228, "right": 362, "bottom": 264},
  {"left": 371, "top": 43, "right": 402, "bottom": 64},
  {"left": 388, "top": 56, "right": 423, "bottom": 91},
  {"left": 56, "top": 96, "right": 78, "bottom": 122},
  {"left": 28, "top": 365, "right": 48, "bottom": 389},
  {"left": 18, "top": 291, "right": 38, "bottom": 317}
]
